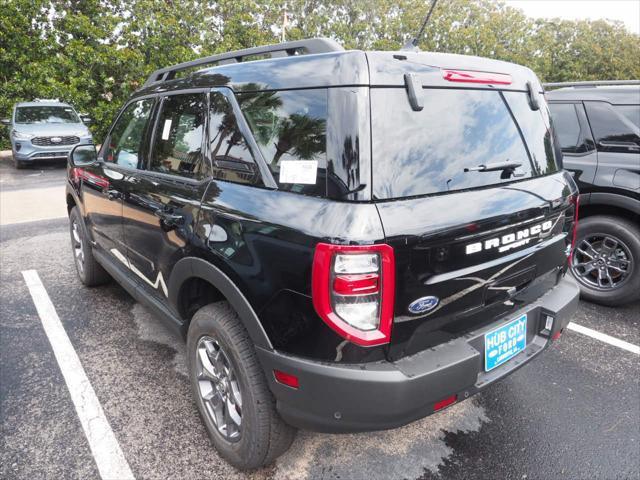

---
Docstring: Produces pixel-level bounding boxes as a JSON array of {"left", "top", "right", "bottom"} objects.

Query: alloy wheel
[
  {"left": 195, "top": 336, "right": 243, "bottom": 442},
  {"left": 572, "top": 233, "right": 633, "bottom": 291},
  {"left": 71, "top": 221, "right": 85, "bottom": 274}
]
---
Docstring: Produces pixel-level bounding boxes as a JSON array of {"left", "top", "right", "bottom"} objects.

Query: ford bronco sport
[
  {"left": 66, "top": 38, "right": 580, "bottom": 469},
  {"left": 546, "top": 81, "right": 640, "bottom": 306}
]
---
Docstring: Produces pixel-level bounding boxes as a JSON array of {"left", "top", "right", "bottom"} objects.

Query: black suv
[
  {"left": 66, "top": 38, "right": 580, "bottom": 469},
  {"left": 546, "top": 82, "right": 640, "bottom": 306}
]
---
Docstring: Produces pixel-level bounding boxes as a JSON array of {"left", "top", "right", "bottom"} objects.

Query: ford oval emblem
[{"left": 408, "top": 296, "right": 439, "bottom": 314}]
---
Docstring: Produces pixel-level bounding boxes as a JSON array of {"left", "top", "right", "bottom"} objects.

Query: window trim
[
  {"left": 145, "top": 88, "right": 212, "bottom": 183},
  {"left": 98, "top": 94, "right": 158, "bottom": 170},
  {"left": 210, "top": 87, "right": 278, "bottom": 189}
]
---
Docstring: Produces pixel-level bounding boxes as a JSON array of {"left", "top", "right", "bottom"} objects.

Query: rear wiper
[{"left": 464, "top": 161, "right": 522, "bottom": 172}]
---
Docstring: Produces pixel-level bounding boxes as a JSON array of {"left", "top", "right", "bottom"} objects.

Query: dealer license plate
[{"left": 484, "top": 314, "right": 527, "bottom": 371}]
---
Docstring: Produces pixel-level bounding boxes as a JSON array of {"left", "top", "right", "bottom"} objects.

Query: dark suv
[
  {"left": 66, "top": 38, "right": 580, "bottom": 469},
  {"left": 546, "top": 82, "right": 640, "bottom": 306}
]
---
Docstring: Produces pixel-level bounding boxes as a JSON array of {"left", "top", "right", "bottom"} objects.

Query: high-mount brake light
[
  {"left": 442, "top": 69, "right": 512, "bottom": 85},
  {"left": 312, "top": 243, "right": 395, "bottom": 347}
]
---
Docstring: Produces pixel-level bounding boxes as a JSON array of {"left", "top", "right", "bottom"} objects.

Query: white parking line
[
  {"left": 567, "top": 322, "right": 640, "bottom": 355},
  {"left": 22, "top": 270, "right": 135, "bottom": 480}
]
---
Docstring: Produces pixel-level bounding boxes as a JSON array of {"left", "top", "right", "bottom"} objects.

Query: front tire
[
  {"left": 69, "top": 207, "right": 110, "bottom": 286},
  {"left": 570, "top": 215, "right": 640, "bottom": 306},
  {"left": 13, "top": 155, "right": 27, "bottom": 169},
  {"left": 187, "top": 302, "right": 295, "bottom": 470}
]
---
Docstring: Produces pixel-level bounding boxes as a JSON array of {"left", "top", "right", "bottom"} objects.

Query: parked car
[
  {"left": 546, "top": 81, "right": 640, "bottom": 306},
  {"left": 1, "top": 100, "right": 93, "bottom": 169},
  {"left": 65, "top": 38, "right": 580, "bottom": 469}
]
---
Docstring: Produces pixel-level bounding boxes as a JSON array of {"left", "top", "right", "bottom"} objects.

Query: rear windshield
[
  {"left": 371, "top": 88, "right": 559, "bottom": 199},
  {"left": 15, "top": 106, "right": 80, "bottom": 124}
]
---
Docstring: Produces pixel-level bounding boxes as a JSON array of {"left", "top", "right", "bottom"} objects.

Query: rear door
[
  {"left": 121, "top": 90, "right": 210, "bottom": 302},
  {"left": 370, "top": 86, "right": 577, "bottom": 359}
]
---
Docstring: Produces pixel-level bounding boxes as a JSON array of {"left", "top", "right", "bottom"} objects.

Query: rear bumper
[{"left": 257, "top": 275, "right": 579, "bottom": 433}]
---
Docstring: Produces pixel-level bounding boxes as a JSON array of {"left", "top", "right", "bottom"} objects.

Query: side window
[
  {"left": 208, "top": 91, "right": 262, "bottom": 186},
  {"left": 615, "top": 105, "right": 640, "bottom": 130},
  {"left": 105, "top": 99, "right": 154, "bottom": 168},
  {"left": 237, "top": 89, "right": 328, "bottom": 196},
  {"left": 585, "top": 101, "right": 640, "bottom": 153},
  {"left": 150, "top": 93, "right": 208, "bottom": 179},
  {"left": 548, "top": 103, "right": 592, "bottom": 154}
]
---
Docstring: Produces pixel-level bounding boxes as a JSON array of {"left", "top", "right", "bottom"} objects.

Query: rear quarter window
[{"left": 371, "top": 88, "right": 556, "bottom": 199}]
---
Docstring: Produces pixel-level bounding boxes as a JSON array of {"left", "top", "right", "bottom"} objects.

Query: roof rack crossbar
[
  {"left": 143, "top": 37, "right": 344, "bottom": 88},
  {"left": 543, "top": 80, "right": 640, "bottom": 89}
]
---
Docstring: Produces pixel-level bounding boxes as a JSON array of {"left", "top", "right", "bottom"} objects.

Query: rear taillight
[
  {"left": 312, "top": 243, "right": 395, "bottom": 347},
  {"left": 569, "top": 194, "right": 580, "bottom": 260},
  {"left": 442, "top": 69, "right": 512, "bottom": 85}
]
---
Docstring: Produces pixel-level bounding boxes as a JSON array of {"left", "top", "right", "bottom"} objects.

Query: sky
[{"left": 504, "top": 0, "right": 640, "bottom": 34}]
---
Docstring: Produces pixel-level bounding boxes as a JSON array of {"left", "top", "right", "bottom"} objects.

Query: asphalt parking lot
[{"left": 1, "top": 155, "right": 639, "bottom": 480}]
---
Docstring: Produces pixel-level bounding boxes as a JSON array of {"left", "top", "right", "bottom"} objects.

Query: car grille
[
  {"left": 31, "top": 136, "right": 80, "bottom": 146},
  {"left": 33, "top": 151, "right": 70, "bottom": 158}
]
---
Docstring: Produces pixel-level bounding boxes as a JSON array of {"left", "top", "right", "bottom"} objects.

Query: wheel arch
[
  {"left": 169, "top": 257, "right": 273, "bottom": 350},
  {"left": 579, "top": 193, "right": 640, "bottom": 224}
]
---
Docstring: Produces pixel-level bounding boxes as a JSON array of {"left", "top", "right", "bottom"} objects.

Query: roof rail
[
  {"left": 543, "top": 80, "right": 640, "bottom": 89},
  {"left": 142, "top": 37, "right": 344, "bottom": 88}
]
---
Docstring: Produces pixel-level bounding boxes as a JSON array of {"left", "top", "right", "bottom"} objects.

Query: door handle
[
  {"left": 107, "top": 189, "right": 122, "bottom": 200},
  {"left": 154, "top": 208, "right": 184, "bottom": 229}
]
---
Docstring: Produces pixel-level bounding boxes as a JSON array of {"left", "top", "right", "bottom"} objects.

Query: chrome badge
[{"left": 408, "top": 296, "right": 439, "bottom": 314}]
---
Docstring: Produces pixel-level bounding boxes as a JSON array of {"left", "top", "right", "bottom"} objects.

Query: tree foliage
[{"left": 1, "top": 0, "right": 639, "bottom": 148}]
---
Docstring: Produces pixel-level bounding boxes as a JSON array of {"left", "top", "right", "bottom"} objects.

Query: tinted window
[
  {"left": 585, "top": 101, "right": 640, "bottom": 152},
  {"left": 237, "top": 89, "right": 328, "bottom": 196},
  {"left": 503, "top": 92, "right": 559, "bottom": 175},
  {"left": 150, "top": 93, "right": 208, "bottom": 179},
  {"left": 209, "top": 91, "right": 262, "bottom": 186},
  {"left": 548, "top": 103, "right": 594, "bottom": 154},
  {"left": 105, "top": 99, "right": 154, "bottom": 168},
  {"left": 615, "top": 105, "right": 640, "bottom": 129},
  {"left": 371, "top": 88, "right": 534, "bottom": 199},
  {"left": 15, "top": 106, "right": 80, "bottom": 124}
]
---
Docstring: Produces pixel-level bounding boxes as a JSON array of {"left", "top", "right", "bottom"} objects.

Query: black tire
[
  {"left": 13, "top": 155, "right": 27, "bottom": 169},
  {"left": 187, "top": 302, "right": 295, "bottom": 470},
  {"left": 570, "top": 215, "right": 640, "bottom": 306},
  {"left": 69, "top": 207, "right": 110, "bottom": 286}
]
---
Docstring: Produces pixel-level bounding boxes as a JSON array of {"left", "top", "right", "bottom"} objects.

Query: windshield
[
  {"left": 371, "top": 88, "right": 559, "bottom": 199},
  {"left": 15, "top": 106, "right": 80, "bottom": 124}
]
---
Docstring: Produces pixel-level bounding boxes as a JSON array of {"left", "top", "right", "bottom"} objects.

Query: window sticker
[
  {"left": 161, "top": 119, "right": 172, "bottom": 140},
  {"left": 278, "top": 160, "right": 318, "bottom": 184}
]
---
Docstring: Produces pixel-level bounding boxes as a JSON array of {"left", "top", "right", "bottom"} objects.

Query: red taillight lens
[
  {"left": 333, "top": 273, "right": 379, "bottom": 295},
  {"left": 442, "top": 69, "right": 512, "bottom": 85},
  {"left": 570, "top": 194, "right": 580, "bottom": 260},
  {"left": 273, "top": 370, "right": 299, "bottom": 389},
  {"left": 312, "top": 243, "right": 395, "bottom": 347},
  {"left": 434, "top": 394, "right": 458, "bottom": 412}
]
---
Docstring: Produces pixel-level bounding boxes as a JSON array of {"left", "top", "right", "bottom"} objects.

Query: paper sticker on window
[
  {"left": 279, "top": 160, "right": 318, "bottom": 184},
  {"left": 161, "top": 119, "right": 172, "bottom": 140}
]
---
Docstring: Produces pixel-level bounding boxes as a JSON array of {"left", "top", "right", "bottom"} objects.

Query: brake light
[
  {"left": 442, "top": 69, "right": 512, "bottom": 85},
  {"left": 312, "top": 243, "right": 395, "bottom": 347},
  {"left": 569, "top": 194, "right": 580, "bottom": 260}
]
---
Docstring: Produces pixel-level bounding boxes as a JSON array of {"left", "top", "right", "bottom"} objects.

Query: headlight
[{"left": 12, "top": 131, "right": 33, "bottom": 140}]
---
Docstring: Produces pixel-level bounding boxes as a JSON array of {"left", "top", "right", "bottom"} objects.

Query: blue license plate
[{"left": 484, "top": 314, "right": 527, "bottom": 371}]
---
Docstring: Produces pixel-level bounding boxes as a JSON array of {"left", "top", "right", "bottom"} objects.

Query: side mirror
[
  {"left": 69, "top": 144, "right": 98, "bottom": 166},
  {"left": 1, "top": 118, "right": 10, "bottom": 126},
  {"left": 81, "top": 115, "right": 93, "bottom": 125}
]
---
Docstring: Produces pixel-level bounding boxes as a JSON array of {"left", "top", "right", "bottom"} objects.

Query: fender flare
[
  {"left": 583, "top": 192, "right": 640, "bottom": 216},
  {"left": 169, "top": 257, "right": 273, "bottom": 350}
]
